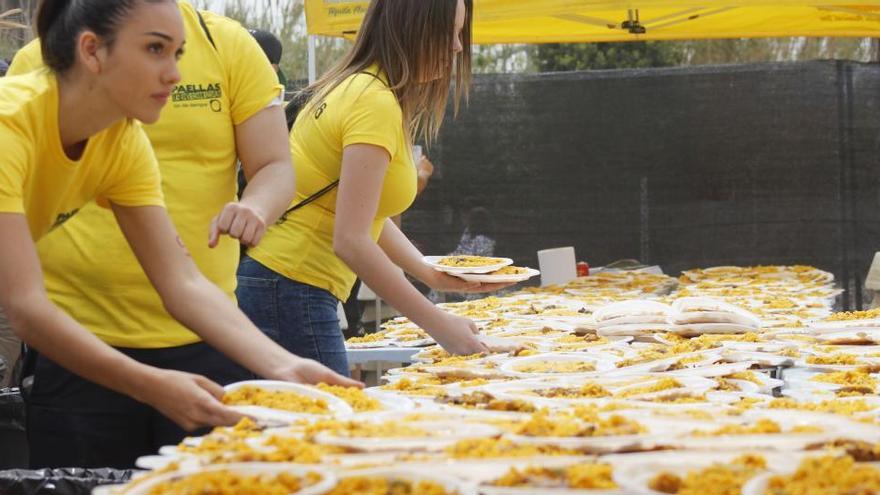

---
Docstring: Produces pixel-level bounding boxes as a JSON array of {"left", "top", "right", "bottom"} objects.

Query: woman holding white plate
[{"left": 237, "top": 0, "right": 510, "bottom": 376}]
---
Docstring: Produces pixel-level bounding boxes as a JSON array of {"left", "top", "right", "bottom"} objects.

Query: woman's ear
[{"left": 77, "top": 31, "right": 105, "bottom": 75}]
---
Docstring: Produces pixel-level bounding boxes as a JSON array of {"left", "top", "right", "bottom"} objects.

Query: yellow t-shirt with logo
[
  {"left": 9, "top": 2, "right": 282, "bottom": 348},
  {"left": 0, "top": 71, "right": 164, "bottom": 242},
  {"left": 248, "top": 68, "right": 416, "bottom": 301}
]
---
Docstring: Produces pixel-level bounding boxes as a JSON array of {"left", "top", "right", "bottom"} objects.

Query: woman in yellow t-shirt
[
  {"left": 0, "top": 0, "right": 358, "bottom": 461},
  {"left": 239, "top": 0, "right": 509, "bottom": 376},
  {"left": 7, "top": 2, "right": 319, "bottom": 469}
]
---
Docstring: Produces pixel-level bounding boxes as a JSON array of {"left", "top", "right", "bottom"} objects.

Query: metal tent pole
[{"left": 308, "top": 35, "right": 317, "bottom": 84}]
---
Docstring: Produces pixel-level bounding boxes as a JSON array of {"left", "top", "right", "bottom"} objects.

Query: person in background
[
  {"left": 416, "top": 155, "right": 435, "bottom": 196},
  {"left": 430, "top": 200, "right": 497, "bottom": 303},
  {"left": 452, "top": 201, "right": 496, "bottom": 258},
  {"left": 8, "top": 0, "right": 358, "bottom": 469},
  {"left": 237, "top": 28, "right": 286, "bottom": 207},
  {"left": 249, "top": 28, "right": 286, "bottom": 87},
  {"left": 237, "top": 0, "right": 512, "bottom": 377}
]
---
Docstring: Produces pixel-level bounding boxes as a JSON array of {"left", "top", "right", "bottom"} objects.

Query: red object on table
[{"left": 577, "top": 261, "right": 590, "bottom": 277}]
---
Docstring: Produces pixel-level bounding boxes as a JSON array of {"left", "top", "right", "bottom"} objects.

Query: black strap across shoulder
[
  {"left": 276, "top": 90, "right": 338, "bottom": 225},
  {"left": 275, "top": 71, "right": 387, "bottom": 225},
  {"left": 196, "top": 10, "right": 217, "bottom": 50}
]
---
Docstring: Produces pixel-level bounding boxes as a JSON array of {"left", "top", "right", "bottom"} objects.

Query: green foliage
[
  {"left": 525, "top": 37, "right": 876, "bottom": 73},
  {"left": 530, "top": 41, "right": 684, "bottom": 71},
  {"left": 473, "top": 44, "right": 529, "bottom": 73},
  {"left": 194, "top": 0, "right": 350, "bottom": 86},
  {"left": 675, "top": 37, "right": 876, "bottom": 66}
]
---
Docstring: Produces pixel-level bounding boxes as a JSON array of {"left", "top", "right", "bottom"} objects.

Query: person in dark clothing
[{"left": 248, "top": 29, "right": 286, "bottom": 87}]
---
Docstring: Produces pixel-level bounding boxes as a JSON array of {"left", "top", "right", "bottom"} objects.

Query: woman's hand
[
  {"left": 424, "top": 312, "right": 488, "bottom": 355},
  {"left": 208, "top": 202, "right": 267, "bottom": 248},
  {"left": 424, "top": 268, "right": 514, "bottom": 293},
  {"left": 139, "top": 368, "right": 244, "bottom": 431},
  {"left": 274, "top": 357, "right": 364, "bottom": 388}
]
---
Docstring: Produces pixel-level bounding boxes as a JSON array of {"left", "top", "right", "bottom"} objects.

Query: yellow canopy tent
[
  {"left": 303, "top": 1, "right": 880, "bottom": 80},
  {"left": 305, "top": 1, "right": 880, "bottom": 43}
]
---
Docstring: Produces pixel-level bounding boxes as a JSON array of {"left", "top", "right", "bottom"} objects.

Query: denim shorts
[{"left": 236, "top": 255, "right": 350, "bottom": 377}]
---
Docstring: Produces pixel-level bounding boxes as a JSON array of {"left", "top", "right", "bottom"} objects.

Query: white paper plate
[
  {"left": 112, "top": 463, "right": 335, "bottom": 495},
  {"left": 505, "top": 415, "right": 709, "bottom": 454},
  {"left": 431, "top": 457, "right": 617, "bottom": 494},
  {"left": 92, "top": 486, "right": 122, "bottom": 495},
  {"left": 312, "top": 420, "right": 499, "bottom": 452},
  {"left": 793, "top": 356, "right": 880, "bottom": 372},
  {"left": 611, "top": 375, "right": 717, "bottom": 401},
  {"left": 668, "top": 323, "right": 757, "bottom": 337},
  {"left": 480, "top": 479, "right": 623, "bottom": 494},
  {"left": 814, "top": 328, "right": 880, "bottom": 344},
  {"left": 345, "top": 339, "right": 395, "bottom": 349},
  {"left": 423, "top": 255, "right": 513, "bottom": 274},
  {"left": 593, "top": 301, "right": 672, "bottom": 323},
  {"left": 669, "top": 311, "right": 761, "bottom": 327},
  {"left": 597, "top": 324, "right": 672, "bottom": 337},
  {"left": 333, "top": 467, "right": 477, "bottom": 495},
  {"left": 390, "top": 338, "right": 435, "bottom": 348},
  {"left": 223, "top": 380, "right": 353, "bottom": 424},
  {"left": 809, "top": 318, "right": 880, "bottom": 330},
  {"left": 612, "top": 451, "right": 805, "bottom": 495},
  {"left": 454, "top": 267, "right": 541, "bottom": 283},
  {"left": 719, "top": 341, "right": 795, "bottom": 353},
  {"left": 667, "top": 409, "right": 880, "bottom": 451},
  {"left": 741, "top": 472, "right": 776, "bottom": 495},
  {"left": 599, "top": 315, "right": 668, "bottom": 326},
  {"left": 721, "top": 350, "right": 793, "bottom": 367},
  {"left": 322, "top": 387, "right": 418, "bottom": 415},
  {"left": 671, "top": 297, "right": 762, "bottom": 327},
  {"left": 499, "top": 353, "right": 617, "bottom": 377},
  {"left": 740, "top": 455, "right": 866, "bottom": 495}
]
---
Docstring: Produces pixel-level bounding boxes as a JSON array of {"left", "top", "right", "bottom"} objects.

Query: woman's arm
[
  {"left": 112, "top": 203, "right": 362, "bottom": 387},
  {"left": 209, "top": 105, "right": 295, "bottom": 248},
  {"left": 332, "top": 144, "right": 487, "bottom": 355},
  {"left": 0, "top": 213, "right": 243, "bottom": 430}
]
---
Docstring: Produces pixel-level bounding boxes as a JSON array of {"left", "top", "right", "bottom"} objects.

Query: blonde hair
[{"left": 304, "top": 0, "right": 472, "bottom": 145}]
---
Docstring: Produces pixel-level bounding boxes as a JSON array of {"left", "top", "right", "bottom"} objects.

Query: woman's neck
[{"left": 55, "top": 70, "right": 125, "bottom": 158}]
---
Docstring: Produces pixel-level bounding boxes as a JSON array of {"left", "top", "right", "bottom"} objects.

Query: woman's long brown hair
[{"left": 304, "top": 0, "right": 473, "bottom": 146}]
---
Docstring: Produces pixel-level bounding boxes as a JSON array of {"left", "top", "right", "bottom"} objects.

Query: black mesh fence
[{"left": 403, "top": 60, "right": 880, "bottom": 309}]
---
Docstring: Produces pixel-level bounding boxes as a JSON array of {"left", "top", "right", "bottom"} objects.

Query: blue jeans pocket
[
  {"left": 302, "top": 286, "right": 349, "bottom": 376},
  {"left": 236, "top": 274, "right": 280, "bottom": 342}
]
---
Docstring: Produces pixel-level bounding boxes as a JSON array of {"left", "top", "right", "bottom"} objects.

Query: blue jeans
[{"left": 236, "top": 255, "right": 350, "bottom": 377}]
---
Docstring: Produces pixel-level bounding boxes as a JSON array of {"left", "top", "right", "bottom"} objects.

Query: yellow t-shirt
[
  {"left": 10, "top": 3, "right": 283, "bottom": 348},
  {"left": 0, "top": 71, "right": 164, "bottom": 241},
  {"left": 248, "top": 68, "right": 416, "bottom": 301}
]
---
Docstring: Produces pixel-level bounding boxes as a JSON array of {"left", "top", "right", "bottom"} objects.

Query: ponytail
[
  {"left": 35, "top": 0, "right": 70, "bottom": 42},
  {"left": 35, "top": 0, "right": 74, "bottom": 73}
]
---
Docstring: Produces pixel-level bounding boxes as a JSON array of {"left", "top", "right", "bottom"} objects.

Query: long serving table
[{"left": 346, "top": 346, "right": 420, "bottom": 385}]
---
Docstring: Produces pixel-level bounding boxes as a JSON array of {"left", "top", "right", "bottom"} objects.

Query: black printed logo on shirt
[
  {"left": 172, "top": 83, "right": 222, "bottom": 102},
  {"left": 51, "top": 209, "right": 79, "bottom": 230},
  {"left": 171, "top": 82, "right": 224, "bottom": 112},
  {"left": 314, "top": 102, "right": 327, "bottom": 119}
]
